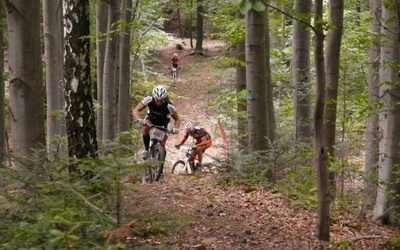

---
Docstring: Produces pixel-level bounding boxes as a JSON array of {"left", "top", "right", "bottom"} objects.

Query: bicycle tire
[
  {"left": 149, "top": 144, "right": 165, "bottom": 183},
  {"left": 172, "top": 72, "right": 177, "bottom": 83},
  {"left": 171, "top": 160, "right": 186, "bottom": 174}
]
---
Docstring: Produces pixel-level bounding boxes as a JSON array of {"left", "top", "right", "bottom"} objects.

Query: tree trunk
[
  {"left": 64, "top": 0, "right": 98, "bottom": 162},
  {"left": 313, "top": 0, "right": 330, "bottom": 241},
  {"left": 324, "top": 0, "right": 344, "bottom": 192},
  {"left": 189, "top": 0, "right": 194, "bottom": 48},
  {"left": 0, "top": 1, "right": 4, "bottom": 163},
  {"left": 264, "top": 8, "right": 275, "bottom": 143},
  {"left": 236, "top": 12, "right": 247, "bottom": 151},
  {"left": 373, "top": 0, "right": 400, "bottom": 226},
  {"left": 245, "top": 9, "right": 267, "bottom": 152},
  {"left": 291, "top": 0, "right": 312, "bottom": 143},
  {"left": 194, "top": 0, "right": 203, "bottom": 54},
  {"left": 96, "top": 0, "right": 108, "bottom": 141},
  {"left": 102, "top": 0, "right": 120, "bottom": 141},
  {"left": 43, "top": 0, "right": 65, "bottom": 153},
  {"left": 363, "top": 0, "right": 381, "bottom": 213},
  {"left": 6, "top": 0, "right": 45, "bottom": 157},
  {"left": 177, "top": 0, "right": 183, "bottom": 38},
  {"left": 118, "top": 0, "right": 132, "bottom": 133}
]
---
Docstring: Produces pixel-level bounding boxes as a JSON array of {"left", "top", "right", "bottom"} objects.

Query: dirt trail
[{"left": 124, "top": 39, "right": 398, "bottom": 250}]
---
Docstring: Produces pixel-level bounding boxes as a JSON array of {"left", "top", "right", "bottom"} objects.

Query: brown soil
[{"left": 120, "top": 39, "right": 399, "bottom": 250}]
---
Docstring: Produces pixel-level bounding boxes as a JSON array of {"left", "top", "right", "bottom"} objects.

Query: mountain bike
[
  {"left": 143, "top": 123, "right": 178, "bottom": 183},
  {"left": 170, "top": 66, "right": 179, "bottom": 84},
  {"left": 171, "top": 145, "right": 199, "bottom": 175}
]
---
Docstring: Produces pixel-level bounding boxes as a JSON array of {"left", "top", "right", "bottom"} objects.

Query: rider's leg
[
  {"left": 142, "top": 124, "right": 151, "bottom": 151},
  {"left": 196, "top": 147, "right": 205, "bottom": 167},
  {"left": 189, "top": 151, "right": 196, "bottom": 168}
]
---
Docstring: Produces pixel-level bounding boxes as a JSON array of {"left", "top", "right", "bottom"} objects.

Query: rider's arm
[
  {"left": 132, "top": 102, "right": 146, "bottom": 121},
  {"left": 178, "top": 133, "right": 189, "bottom": 145},
  {"left": 171, "top": 112, "right": 181, "bottom": 129}
]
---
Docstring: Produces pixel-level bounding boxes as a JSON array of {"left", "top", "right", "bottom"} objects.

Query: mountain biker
[
  {"left": 170, "top": 53, "right": 180, "bottom": 78},
  {"left": 132, "top": 85, "right": 181, "bottom": 160},
  {"left": 171, "top": 53, "right": 180, "bottom": 69},
  {"left": 175, "top": 121, "right": 212, "bottom": 170}
]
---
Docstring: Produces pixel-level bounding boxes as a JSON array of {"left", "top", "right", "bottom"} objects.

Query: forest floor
[{"left": 120, "top": 39, "right": 399, "bottom": 249}]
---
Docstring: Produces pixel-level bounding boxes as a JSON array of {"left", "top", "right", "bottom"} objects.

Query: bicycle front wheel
[
  {"left": 149, "top": 144, "right": 166, "bottom": 183},
  {"left": 171, "top": 160, "right": 186, "bottom": 174}
]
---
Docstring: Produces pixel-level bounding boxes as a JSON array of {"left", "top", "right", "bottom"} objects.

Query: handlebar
[
  {"left": 144, "top": 123, "right": 178, "bottom": 134},
  {"left": 176, "top": 145, "right": 197, "bottom": 152}
]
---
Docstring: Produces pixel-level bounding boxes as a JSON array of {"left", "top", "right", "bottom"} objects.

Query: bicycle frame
[
  {"left": 146, "top": 124, "right": 172, "bottom": 182},
  {"left": 172, "top": 145, "right": 198, "bottom": 175},
  {"left": 171, "top": 67, "right": 178, "bottom": 83}
]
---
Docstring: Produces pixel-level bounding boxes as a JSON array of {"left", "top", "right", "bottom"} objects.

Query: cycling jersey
[
  {"left": 171, "top": 57, "right": 179, "bottom": 68},
  {"left": 184, "top": 126, "right": 211, "bottom": 144},
  {"left": 141, "top": 96, "right": 176, "bottom": 127}
]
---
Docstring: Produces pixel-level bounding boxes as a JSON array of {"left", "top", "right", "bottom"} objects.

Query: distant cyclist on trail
[
  {"left": 170, "top": 53, "right": 180, "bottom": 78},
  {"left": 175, "top": 122, "right": 212, "bottom": 170},
  {"left": 171, "top": 53, "right": 180, "bottom": 69},
  {"left": 132, "top": 85, "right": 181, "bottom": 159}
]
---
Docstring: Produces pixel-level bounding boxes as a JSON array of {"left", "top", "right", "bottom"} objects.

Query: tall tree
[
  {"left": 236, "top": 12, "right": 247, "bottom": 150},
  {"left": 118, "top": 0, "right": 132, "bottom": 133},
  {"left": 0, "top": 1, "right": 5, "bottom": 163},
  {"left": 291, "top": 0, "right": 312, "bottom": 143},
  {"left": 313, "top": 0, "right": 330, "bottom": 241},
  {"left": 194, "top": 0, "right": 204, "bottom": 55},
  {"left": 373, "top": 0, "right": 400, "bottom": 226},
  {"left": 264, "top": 8, "right": 275, "bottom": 143},
  {"left": 102, "top": 0, "right": 120, "bottom": 140},
  {"left": 363, "top": 0, "right": 381, "bottom": 212},
  {"left": 245, "top": 7, "right": 267, "bottom": 152},
  {"left": 323, "top": 0, "right": 344, "bottom": 190},
  {"left": 95, "top": 0, "right": 108, "bottom": 141},
  {"left": 43, "top": 0, "right": 65, "bottom": 152},
  {"left": 64, "top": 0, "right": 98, "bottom": 161},
  {"left": 6, "top": 0, "right": 45, "bottom": 157},
  {"left": 176, "top": 0, "right": 183, "bottom": 38}
]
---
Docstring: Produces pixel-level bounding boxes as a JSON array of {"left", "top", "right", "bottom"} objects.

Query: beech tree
[
  {"left": 118, "top": 0, "right": 132, "bottom": 133},
  {"left": 6, "top": 0, "right": 45, "bottom": 157},
  {"left": 323, "top": 0, "right": 344, "bottom": 190},
  {"left": 95, "top": 0, "right": 108, "bottom": 141},
  {"left": 363, "top": 0, "right": 381, "bottom": 212},
  {"left": 235, "top": 12, "right": 247, "bottom": 150},
  {"left": 291, "top": 0, "right": 312, "bottom": 143},
  {"left": 313, "top": 0, "right": 330, "bottom": 241},
  {"left": 102, "top": 0, "right": 120, "bottom": 140},
  {"left": 43, "top": 0, "right": 65, "bottom": 152},
  {"left": 372, "top": 0, "right": 400, "bottom": 226},
  {"left": 0, "top": 1, "right": 4, "bottom": 163},
  {"left": 245, "top": 6, "right": 268, "bottom": 152},
  {"left": 194, "top": 0, "right": 204, "bottom": 55}
]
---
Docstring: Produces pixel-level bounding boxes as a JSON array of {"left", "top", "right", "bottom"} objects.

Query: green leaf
[
  {"left": 232, "top": 0, "right": 243, "bottom": 5},
  {"left": 252, "top": 1, "right": 266, "bottom": 12},
  {"left": 239, "top": 0, "right": 252, "bottom": 14}
]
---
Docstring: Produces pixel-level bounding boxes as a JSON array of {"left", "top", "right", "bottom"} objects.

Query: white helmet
[
  {"left": 152, "top": 85, "right": 167, "bottom": 99},
  {"left": 173, "top": 53, "right": 178, "bottom": 57},
  {"left": 184, "top": 121, "right": 195, "bottom": 131}
]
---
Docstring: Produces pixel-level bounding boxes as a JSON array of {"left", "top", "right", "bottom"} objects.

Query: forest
[{"left": 1, "top": 0, "right": 400, "bottom": 249}]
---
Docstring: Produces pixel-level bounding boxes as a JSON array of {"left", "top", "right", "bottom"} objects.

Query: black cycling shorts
[{"left": 145, "top": 113, "right": 170, "bottom": 128}]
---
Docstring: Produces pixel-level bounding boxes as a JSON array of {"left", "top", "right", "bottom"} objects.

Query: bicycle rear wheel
[
  {"left": 172, "top": 72, "right": 177, "bottom": 83},
  {"left": 171, "top": 160, "right": 186, "bottom": 174},
  {"left": 149, "top": 144, "right": 165, "bottom": 183}
]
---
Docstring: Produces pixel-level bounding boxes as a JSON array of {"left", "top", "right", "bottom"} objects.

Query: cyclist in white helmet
[
  {"left": 132, "top": 85, "right": 181, "bottom": 159},
  {"left": 175, "top": 121, "right": 212, "bottom": 170}
]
